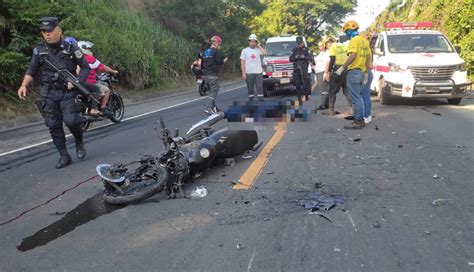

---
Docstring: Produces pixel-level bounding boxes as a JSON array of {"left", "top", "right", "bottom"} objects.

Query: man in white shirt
[
  {"left": 314, "top": 38, "right": 333, "bottom": 110},
  {"left": 240, "top": 34, "right": 267, "bottom": 101}
]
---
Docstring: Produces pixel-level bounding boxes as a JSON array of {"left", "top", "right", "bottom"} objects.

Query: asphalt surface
[{"left": 0, "top": 82, "right": 473, "bottom": 271}]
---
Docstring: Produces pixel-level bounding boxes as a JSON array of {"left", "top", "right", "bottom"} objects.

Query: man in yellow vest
[{"left": 335, "top": 20, "right": 371, "bottom": 129}]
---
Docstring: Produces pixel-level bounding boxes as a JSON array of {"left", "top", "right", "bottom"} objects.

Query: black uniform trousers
[
  {"left": 327, "top": 66, "right": 352, "bottom": 110},
  {"left": 293, "top": 64, "right": 311, "bottom": 98}
]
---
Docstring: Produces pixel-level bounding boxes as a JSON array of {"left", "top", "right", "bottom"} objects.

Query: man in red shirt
[{"left": 77, "top": 40, "right": 118, "bottom": 116}]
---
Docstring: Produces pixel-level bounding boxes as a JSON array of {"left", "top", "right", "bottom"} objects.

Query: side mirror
[
  {"left": 374, "top": 48, "right": 384, "bottom": 56},
  {"left": 454, "top": 45, "right": 461, "bottom": 54}
]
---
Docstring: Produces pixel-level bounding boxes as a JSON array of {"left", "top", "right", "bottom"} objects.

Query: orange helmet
[
  {"left": 343, "top": 20, "right": 359, "bottom": 32},
  {"left": 210, "top": 35, "right": 222, "bottom": 46}
]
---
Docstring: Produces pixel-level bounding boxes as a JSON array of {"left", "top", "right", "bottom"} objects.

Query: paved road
[{"left": 0, "top": 83, "right": 473, "bottom": 271}]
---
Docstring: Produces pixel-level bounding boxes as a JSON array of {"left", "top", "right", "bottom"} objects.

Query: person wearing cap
[
  {"left": 289, "top": 36, "right": 315, "bottom": 104},
  {"left": 359, "top": 31, "right": 374, "bottom": 124},
  {"left": 335, "top": 20, "right": 371, "bottom": 130},
  {"left": 202, "top": 35, "right": 228, "bottom": 114},
  {"left": 240, "top": 34, "right": 267, "bottom": 101},
  {"left": 17, "top": 17, "right": 91, "bottom": 169}
]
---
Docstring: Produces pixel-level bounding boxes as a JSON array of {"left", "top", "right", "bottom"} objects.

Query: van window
[
  {"left": 266, "top": 41, "right": 297, "bottom": 56},
  {"left": 387, "top": 34, "right": 454, "bottom": 53}
]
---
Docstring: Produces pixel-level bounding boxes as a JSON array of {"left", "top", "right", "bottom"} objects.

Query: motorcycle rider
[
  {"left": 17, "top": 17, "right": 90, "bottom": 168},
  {"left": 76, "top": 40, "right": 118, "bottom": 116},
  {"left": 290, "top": 36, "right": 315, "bottom": 104},
  {"left": 202, "top": 35, "right": 228, "bottom": 114}
]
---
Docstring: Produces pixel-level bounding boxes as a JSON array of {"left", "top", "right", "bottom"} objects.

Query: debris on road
[
  {"left": 190, "top": 186, "right": 208, "bottom": 198},
  {"left": 455, "top": 144, "right": 466, "bottom": 148},
  {"left": 368, "top": 156, "right": 381, "bottom": 159},
  {"left": 309, "top": 211, "right": 333, "bottom": 222},
  {"left": 432, "top": 198, "right": 453, "bottom": 206},
  {"left": 372, "top": 221, "right": 382, "bottom": 228},
  {"left": 338, "top": 153, "right": 346, "bottom": 159},
  {"left": 236, "top": 243, "right": 245, "bottom": 250},
  {"left": 432, "top": 112, "right": 442, "bottom": 116},
  {"left": 424, "top": 231, "right": 431, "bottom": 235},
  {"left": 295, "top": 191, "right": 344, "bottom": 212},
  {"left": 349, "top": 137, "right": 361, "bottom": 142},
  {"left": 375, "top": 125, "right": 380, "bottom": 130},
  {"left": 220, "top": 172, "right": 226, "bottom": 177},
  {"left": 266, "top": 171, "right": 274, "bottom": 175},
  {"left": 417, "top": 146, "right": 425, "bottom": 149},
  {"left": 432, "top": 174, "right": 440, "bottom": 179},
  {"left": 418, "top": 130, "right": 427, "bottom": 134},
  {"left": 242, "top": 154, "right": 253, "bottom": 159},
  {"left": 398, "top": 145, "right": 404, "bottom": 148},
  {"left": 49, "top": 212, "right": 66, "bottom": 216},
  {"left": 225, "top": 158, "right": 236, "bottom": 166},
  {"left": 334, "top": 247, "right": 341, "bottom": 252}
]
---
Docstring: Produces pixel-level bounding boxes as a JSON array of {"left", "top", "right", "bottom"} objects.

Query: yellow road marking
[{"left": 233, "top": 122, "right": 287, "bottom": 190}]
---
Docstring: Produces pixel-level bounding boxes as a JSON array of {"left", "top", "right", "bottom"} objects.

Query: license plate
[{"left": 281, "top": 78, "right": 290, "bottom": 84}]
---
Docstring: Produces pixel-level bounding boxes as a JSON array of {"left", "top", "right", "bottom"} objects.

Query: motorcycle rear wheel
[
  {"left": 103, "top": 165, "right": 169, "bottom": 205},
  {"left": 109, "top": 93, "right": 125, "bottom": 123},
  {"left": 198, "top": 82, "right": 208, "bottom": 96}
]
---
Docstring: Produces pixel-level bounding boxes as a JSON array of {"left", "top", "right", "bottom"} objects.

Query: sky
[{"left": 345, "top": 0, "right": 392, "bottom": 30}]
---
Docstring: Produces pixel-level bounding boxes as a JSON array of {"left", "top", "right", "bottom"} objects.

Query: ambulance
[{"left": 371, "top": 22, "right": 471, "bottom": 105}]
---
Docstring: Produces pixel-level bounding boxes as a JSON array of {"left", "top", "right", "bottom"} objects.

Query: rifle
[{"left": 41, "top": 57, "right": 100, "bottom": 104}]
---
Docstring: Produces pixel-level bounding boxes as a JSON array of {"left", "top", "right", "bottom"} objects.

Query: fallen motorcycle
[
  {"left": 79, "top": 72, "right": 125, "bottom": 131},
  {"left": 96, "top": 112, "right": 261, "bottom": 205}
]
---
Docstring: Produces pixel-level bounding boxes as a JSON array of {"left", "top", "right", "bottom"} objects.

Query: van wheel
[
  {"left": 380, "top": 88, "right": 392, "bottom": 105},
  {"left": 447, "top": 98, "right": 462, "bottom": 105}
]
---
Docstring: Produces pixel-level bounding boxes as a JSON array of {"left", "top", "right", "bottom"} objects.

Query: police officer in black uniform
[
  {"left": 290, "top": 36, "right": 315, "bottom": 104},
  {"left": 17, "top": 17, "right": 91, "bottom": 169}
]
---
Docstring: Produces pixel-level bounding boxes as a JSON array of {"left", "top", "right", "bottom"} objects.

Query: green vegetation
[
  {"left": 373, "top": 0, "right": 473, "bottom": 79},
  {"left": 0, "top": 0, "right": 356, "bottom": 120}
]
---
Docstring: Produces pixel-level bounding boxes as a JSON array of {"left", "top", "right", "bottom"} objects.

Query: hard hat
[
  {"left": 64, "top": 36, "right": 78, "bottom": 45},
  {"left": 248, "top": 34, "right": 258, "bottom": 41},
  {"left": 343, "top": 20, "right": 359, "bottom": 32},
  {"left": 210, "top": 35, "right": 222, "bottom": 45}
]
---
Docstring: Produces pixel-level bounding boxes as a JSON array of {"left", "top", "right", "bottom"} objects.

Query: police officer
[
  {"left": 289, "top": 36, "right": 315, "bottom": 104},
  {"left": 17, "top": 17, "right": 91, "bottom": 168}
]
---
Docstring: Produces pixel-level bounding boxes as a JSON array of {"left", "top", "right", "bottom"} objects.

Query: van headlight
[
  {"left": 456, "top": 63, "right": 466, "bottom": 71},
  {"left": 389, "top": 63, "right": 407, "bottom": 72}
]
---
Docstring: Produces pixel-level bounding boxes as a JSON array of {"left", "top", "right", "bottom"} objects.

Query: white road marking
[
  {"left": 0, "top": 85, "right": 245, "bottom": 157},
  {"left": 347, "top": 211, "right": 358, "bottom": 232}
]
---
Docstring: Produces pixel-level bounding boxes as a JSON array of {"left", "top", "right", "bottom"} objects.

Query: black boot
[
  {"left": 56, "top": 149, "right": 72, "bottom": 169},
  {"left": 75, "top": 139, "right": 86, "bottom": 160}
]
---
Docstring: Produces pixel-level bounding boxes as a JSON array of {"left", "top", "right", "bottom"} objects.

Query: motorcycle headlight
[
  {"left": 266, "top": 65, "right": 274, "bottom": 72},
  {"left": 199, "top": 148, "right": 210, "bottom": 158},
  {"left": 389, "top": 63, "right": 407, "bottom": 72}
]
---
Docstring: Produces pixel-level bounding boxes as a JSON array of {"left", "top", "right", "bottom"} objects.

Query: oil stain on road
[{"left": 17, "top": 193, "right": 125, "bottom": 252}]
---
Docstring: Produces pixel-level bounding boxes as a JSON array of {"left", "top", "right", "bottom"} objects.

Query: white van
[{"left": 371, "top": 22, "right": 471, "bottom": 104}]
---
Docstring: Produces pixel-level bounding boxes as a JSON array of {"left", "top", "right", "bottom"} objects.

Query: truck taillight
[{"left": 384, "top": 22, "right": 433, "bottom": 30}]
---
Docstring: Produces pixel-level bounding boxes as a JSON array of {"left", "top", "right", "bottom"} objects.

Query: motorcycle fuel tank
[{"left": 209, "top": 128, "right": 258, "bottom": 158}]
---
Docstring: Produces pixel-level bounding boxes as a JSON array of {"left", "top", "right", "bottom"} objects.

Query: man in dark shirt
[
  {"left": 290, "top": 36, "right": 315, "bottom": 104},
  {"left": 17, "top": 17, "right": 91, "bottom": 169},
  {"left": 201, "top": 35, "right": 228, "bottom": 114}
]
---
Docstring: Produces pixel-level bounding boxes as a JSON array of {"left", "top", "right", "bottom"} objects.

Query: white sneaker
[{"left": 364, "top": 116, "right": 372, "bottom": 124}]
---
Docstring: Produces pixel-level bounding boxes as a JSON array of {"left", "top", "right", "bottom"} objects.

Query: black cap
[
  {"left": 39, "top": 17, "right": 59, "bottom": 31},
  {"left": 296, "top": 36, "right": 304, "bottom": 45}
]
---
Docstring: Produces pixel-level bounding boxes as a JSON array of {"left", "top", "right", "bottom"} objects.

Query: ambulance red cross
[{"left": 371, "top": 22, "right": 471, "bottom": 105}]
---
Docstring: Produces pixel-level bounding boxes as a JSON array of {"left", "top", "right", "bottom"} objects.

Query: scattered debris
[
  {"left": 431, "top": 198, "right": 454, "bottom": 206},
  {"left": 432, "top": 112, "right": 442, "bottom": 116},
  {"left": 398, "top": 145, "right": 403, "bottom": 148},
  {"left": 295, "top": 191, "right": 344, "bottom": 212},
  {"left": 220, "top": 172, "right": 226, "bottom": 177},
  {"left": 375, "top": 125, "right": 380, "bottom": 130},
  {"left": 263, "top": 218, "right": 270, "bottom": 221},
  {"left": 372, "top": 221, "right": 382, "bottom": 228},
  {"left": 242, "top": 155, "right": 253, "bottom": 159},
  {"left": 455, "top": 144, "right": 466, "bottom": 148},
  {"left": 190, "top": 186, "right": 208, "bottom": 198},
  {"left": 418, "top": 130, "right": 427, "bottom": 134},
  {"left": 236, "top": 243, "right": 245, "bottom": 250},
  {"left": 243, "top": 201, "right": 250, "bottom": 204},
  {"left": 337, "top": 153, "right": 346, "bottom": 159},
  {"left": 417, "top": 146, "right": 425, "bottom": 149},
  {"left": 368, "top": 155, "right": 381, "bottom": 159},
  {"left": 349, "top": 137, "right": 361, "bottom": 142},
  {"left": 334, "top": 248, "right": 341, "bottom": 252},
  {"left": 392, "top": 131, "right": 397, "bottom": 135},
  {"left": 424, "top": 231, "right": 431, "bottom": 235},
  {"left": 266, "top": 171, "right": 274, "bottom": 175},
  {"left": 49, "top": 212, "right": 66, "bottom": 216},
  {"left": 314, "top": 181, "right": 324, "bottom": 189},
  {"left": 309, "top": 211, "right": 333, "bottom": 222},
  {"left": 468, "top": 262, "right": 474, "bottom": 266},
  {"left": 432, "top": 174, "right": 440, "bottom": 179},
  {"left": 218, "top": 244, "right": 224, "bottom": 247}
]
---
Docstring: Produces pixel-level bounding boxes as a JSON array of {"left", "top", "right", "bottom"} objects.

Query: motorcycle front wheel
[
  {"left": 103, "top": 165, "right": 169, "bottom": 205},
  {"left": 109, "top": 93, "right": 125, "bottom": 123}
]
